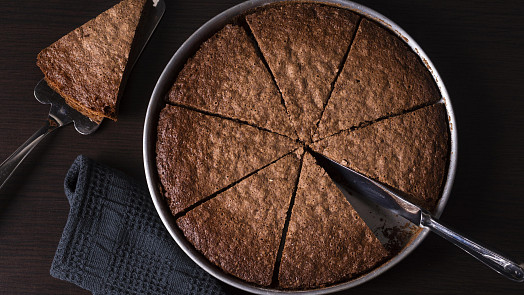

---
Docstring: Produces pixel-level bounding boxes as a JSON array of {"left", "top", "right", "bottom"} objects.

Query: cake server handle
[
  {"left": 421, "top": 212, "right": 524, "bottom": 282},
  {"left": 0, "top": 117, "right": 64, "bottom": 190}
]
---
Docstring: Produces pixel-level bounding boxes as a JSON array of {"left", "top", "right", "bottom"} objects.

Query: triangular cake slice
[
  {"left": 313, "top": 104, "right": 449, "bottom": 211},
  {"left": 316, "top": 19, "right": 441, "bottom": 140},
  {"left": 177, "top": 150, "right": 303, "bottom": 286},
  {"left": 37, "top": 0, "right": 147, "bottom": 123},
  {"left": 279, "top": 153, "right": 387, "bottom": 289},
  {"left": 156, "top": 105, "right": 300, "bottom": 215},
  {"left": 168, "top": 25, "right": 297, "bottom": 139},
  {"left": 246, "top": 3, "right": 360, "bottom": 143}
]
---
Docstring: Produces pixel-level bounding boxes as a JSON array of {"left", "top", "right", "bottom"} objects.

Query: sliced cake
[
  {"left": 168, "top": 24, "right": 296, "bottom": 139},
  {"left": 316, "top": 19, "right": 441, "bottom": 140},
  {"left": 278, "top": 153, "right": 388, "bottom": 289},
  {"left": 156, "top": 105, "right": 299, "bottom": 215},
  {"left": 155, "top": 2, "right": 452, "bottom": 289},
  {"left": 37, "top": 0, "right": 147, "bottom": 123},
  {"left": 177, "top": 150, "right": 303, "bottom": 286},
  {"left": 313, "top": 104, "right": 449, "bottom": 210},
  {"left": 246, "top": 3, "right": 360, "bottom": 143}
]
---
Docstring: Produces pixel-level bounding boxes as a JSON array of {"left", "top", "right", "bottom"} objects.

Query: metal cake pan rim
[{"left": 143, "top": 0, "right": 458, "bottom": 294}]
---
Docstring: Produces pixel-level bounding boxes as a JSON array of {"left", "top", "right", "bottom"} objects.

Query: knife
[{"left": 309, "top": 150, "right": 524, "bottom": 282}]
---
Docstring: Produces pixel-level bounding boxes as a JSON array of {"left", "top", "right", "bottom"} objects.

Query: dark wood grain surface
[{"left": 1, "top": 0, "right": 523, "bottom": 294}]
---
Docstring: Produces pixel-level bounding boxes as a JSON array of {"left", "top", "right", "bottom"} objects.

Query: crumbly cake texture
[
  {"left": 246, "top": 3, "right": 360, "bottom": 143},
  {"left": 168, "top": 25, "right": 297, "bottom": 139},
  {"left": 37, "top": 0, "right": 147, "bottom": 123},
  {"left": 313, "top": 104, "right": 449, "bottom": 211},
  {"left": 316, "top": 19, "right": 441, "bottom": 140},
  {"left": 156, "top": 105, "right": 299, "bottom": 216},
  {"left": 177, "top": 150, "right": 303, "bottom": 286},
  {"left": 278, "top": 153, "right": 388, "bottom": 289},
  {"left": 157, "top": 2, "right": 450, "bottom": 290}
]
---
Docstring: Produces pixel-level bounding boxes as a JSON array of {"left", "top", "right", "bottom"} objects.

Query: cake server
[
  {"left": 0, "top": 0, "right": 165, "bottom": 190},
  {"left": 310, "top": 150, "right": 524, "bottom": 282}
]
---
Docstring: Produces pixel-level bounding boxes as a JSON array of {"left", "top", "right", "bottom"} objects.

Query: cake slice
[
  {"left": 316, "top": 19, "right": 441, "bottom": 139},
  {"left": 168, "top": 25, "right": 297, "bottom": 139},
  {"left": 313, "top": 103, "right": 449, "bottom": 211},
  {"left": 177, "top": 150, "right": 303, "bottom": 286},
  {"left": 156, "top": 105, "right": 300, "bottom": 215},
  {"left": 278, "top": 153, "right": 388, "bottom": 289},
  {"left": 246, "top": 3, "right": 360, "bottom": 143},
  {"left": 37, "top": 0, "right": 147, "bottom": 123}
]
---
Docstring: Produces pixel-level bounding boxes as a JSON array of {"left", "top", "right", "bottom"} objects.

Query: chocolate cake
[
  {"left": 156, "top": 105, "right": 299, "bottom": 215},
  {"left": 37, "top": 0, "right": 147, "bottom": 123},
  {"left": 313, "top": 104, "right": 449, "bottom": 210},
  {"left": 168, "top": 25, "right": 297, "bottom": 139},
  {"left": 156, "top": 1, "right": 450, "bottom": 291},
  {"left": 177, "top": 150, "right": 303, "bottom": 286},
  {"left": 316, "top": 19, "right": 441, "bottom": 140},
  {"left": 278, "top": 154, "right": 388, "bottom": 289},
  {"left": 246, "top": 3, "right": 360, "bottom": 143}
]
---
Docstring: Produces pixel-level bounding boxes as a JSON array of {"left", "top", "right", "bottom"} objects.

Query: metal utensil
[
  {"left": 310, "top": 150, "right": 524, "bottom": 282},
  {"left": 0, "top": 0, "right": 165, "bottom": 190}
]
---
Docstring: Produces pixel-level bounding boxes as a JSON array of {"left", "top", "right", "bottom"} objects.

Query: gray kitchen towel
[{"left": 50, "top": 155, "right": 228, "bottom": 295}]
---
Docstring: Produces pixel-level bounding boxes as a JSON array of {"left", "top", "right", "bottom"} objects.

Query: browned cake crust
[
  {"left": 168, "top": 25, "right": 297, "bottom": 139},
  {"left": 278, "top": 153, "right": 388, "bottom": 289},
  {"left": 177, "top": 150, "right": 303, "bottom": 286},
  {"left": 156, "top": 2, "right": 451, "bottom": 289},
  {"left": 316, "top": 19, "right": 441, "bottom": 140},
  {"left": 313, "top": 104, "right": 449, "bottom": 211},
  {"left": 36, "top": 0, "right": 146, "bottom": 123},
  {"left": 246, "top": 3, "right": 360, "bottom": 143},
  {"left": 156, "top": 105, "right": 299, "bottom": 215}
]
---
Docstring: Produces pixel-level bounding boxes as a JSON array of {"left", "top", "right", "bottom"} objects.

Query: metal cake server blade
[
  {"left": 34, "top": 79, "right": 100, "bottom": 134},
  {"left": 310, "top": 150, "right": 524, "bottom": 282},
  {"left": 0, "top": 0, "right": 165, "bottom": 190}
]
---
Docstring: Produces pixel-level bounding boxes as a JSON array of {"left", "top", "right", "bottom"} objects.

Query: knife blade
[{"left": 309, "top": 150, "right": 524, "bottom": 282}]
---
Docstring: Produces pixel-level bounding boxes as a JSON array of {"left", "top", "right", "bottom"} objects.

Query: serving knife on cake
[
  {"left": 310, "top": 150, "right": 524, "bottom": 282},
  {"left": 0, "top": 0, "right": 165, "bottom": 190}
]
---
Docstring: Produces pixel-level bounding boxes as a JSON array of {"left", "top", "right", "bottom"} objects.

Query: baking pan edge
[{"left": 143, "top": 0, "right": 458, "bottom": 294}]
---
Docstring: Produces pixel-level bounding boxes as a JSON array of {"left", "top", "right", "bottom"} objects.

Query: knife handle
[
  {"left": 0, "top": 118, "right": 61, "bottom": 190},
  {"left": 421, "top": 212, "right": 524, "bottom": 282}
]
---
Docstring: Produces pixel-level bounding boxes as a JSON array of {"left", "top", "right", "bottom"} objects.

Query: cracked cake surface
[
  {"left": 37, "top": 0, "right": 147, "bottom": 123},
  {"left": 177, "top": 150, "right": 302, "bottom": 286},
  {"left": 168, "top": 24, "right": 297, "bottom": 139},
  {"left": 155, "top": 2, "right": 449, "bottom": 290},
  {"left": 278, "top": 153, "right": 388, "bottom": 289},
  {"left": 247, "top": 3, "right": 360, "bottom": 143},
  {"left": 313, "top": 104, "right": 449, "bottom": 211},
  {"left": 156, "top": 105, "right": 299, "bottom": 215},
  {"left": 316, "top": 19, "right": 441, "bottom": 140}
]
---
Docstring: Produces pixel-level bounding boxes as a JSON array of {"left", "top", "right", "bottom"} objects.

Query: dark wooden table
[{"left": 1, "top": 0, "right": 523, "bottom": 294}]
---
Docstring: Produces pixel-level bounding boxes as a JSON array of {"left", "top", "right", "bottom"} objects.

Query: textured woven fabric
[{"left": 50, "top": 155, "right": 228, "bottom": 295}]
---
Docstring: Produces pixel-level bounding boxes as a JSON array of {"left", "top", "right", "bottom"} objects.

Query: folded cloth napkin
[{"left": 50, "top": 155, "right": 228, "bottom": 295}]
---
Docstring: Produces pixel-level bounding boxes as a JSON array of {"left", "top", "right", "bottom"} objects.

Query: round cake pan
[{"left": 143, "top": 0, "right": 458, "bottom": 293}]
